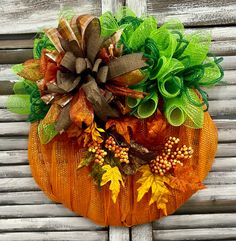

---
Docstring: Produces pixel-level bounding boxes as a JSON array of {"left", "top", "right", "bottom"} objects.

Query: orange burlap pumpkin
[{"left": 28, "top": 112, "right": 217, "bottom": 226}]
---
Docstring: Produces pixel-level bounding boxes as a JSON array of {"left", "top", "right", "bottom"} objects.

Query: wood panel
[
  {"left": 0, "top": 1, "right": 236, "bottom": 240},
  {"left": 147, "top": 0, "right": 236, "bottom": 27},
  {"left": 0, "top": 0, "right": 102, "bottom": 34},
  {"left": 1, "top": 44, "right": 235, "bottom": 64},
  {"left": 0, "top": 217, "right": 104, "bottom": 231},
  {"left": 0, "top": 150, "right": 28, "bottom": 165},
  {"left": 153, "top": 228, "right": 236, "bottom": 241},
  {"left": 109, "top": 227, "right": 129, "bottom": 241},
  {"left": 0, "top": 231, "right": 108, "bottom": 241},
  {"left": 0, "top": 170, "right": 235, "bottom": 193}
]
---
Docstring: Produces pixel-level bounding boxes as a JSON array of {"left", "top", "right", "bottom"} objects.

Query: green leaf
[
  {"left": 90, "top": 163, "right": 106, "bottom": 188},
  {"left": 38, "top": 122, "right": 58, "bottom": 144},
  {"left": 77, "top": 152, "right": 95, "bottom": 169},
  {"left": 6, "top": 95, "right": 31, "bottom": 115},
  {"left": 11, "top": 64, "right": 24, "bottom": 75}
]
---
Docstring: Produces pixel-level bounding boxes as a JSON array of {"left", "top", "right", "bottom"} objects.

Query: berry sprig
[
  {"left": 88, "top": 142, "right": 107, "bottom": 166},
  {"left": 149, "top": 137, "right": 193, "bottom": 176},
  {"left": 105, "top": 136, "right": 130, "bottom": 164}
]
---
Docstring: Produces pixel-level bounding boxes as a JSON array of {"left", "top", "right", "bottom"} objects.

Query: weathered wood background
[{"left": 0, "top": 0, "right": 236, "bottom": 240}]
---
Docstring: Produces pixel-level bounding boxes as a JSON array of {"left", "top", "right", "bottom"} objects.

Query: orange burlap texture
[{"left": 28, "top": 112, "right": 217, "bottom": 227}]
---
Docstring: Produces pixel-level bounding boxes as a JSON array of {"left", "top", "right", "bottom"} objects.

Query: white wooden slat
[
  {"left": 4, "top": 39, "right": 236, "bottom": 58},
  {"left": 1, "top": 184, "right": 236, "bottom": 210},
  {"left": 0, "top": 177, "right": 39, "bottom": 192},
  {"left": 0, "top": 165, "right": 31, "bottom": 178},
  {"left": 0, "top": 184, "right": 235, "bottom": 212},
  {"left": 209, "top": 100, "right": 236, "bottom": 116},
  {"left": 214, "top": 119, "right": 236, "bottom": 129},
  {"left": 0, "top": 133, "right": 235, "bottom": 152},
  {"left": 0, "top": 122, "right": 29, "bottom": 136},
  {"left": 0, "top": 81, "right": 14, "bottom": 95},
  {"left": 147, "top": 0, "right": 236, "bottom": 27},
  {"left": 1, "top": 148, "right": 235, "bottom": 172},
  {"left": 216, "top": 143, "right": 236, "bottom": 157},
  {"left": 2, "top": 97, "right": 236, "bottom": 117},
  {"left": 1, "top": 157, "right": 235, "bottom": 178},
  {"left": 0, "top": 150, "right": 28, "bottom": 165},
  {"left": 0, "top": 109, "right": 28, "bottom": 121},
  {"left": 2, "top": 81, "right": 236, "bottom": 100},
  {"left": 0, "top": 217, "right": 104, "bottom": 231},
  {"left": 0, "top": 231, "right": 108, "bottom": 241},
  {"left": 220, "top": 56, "right": 236, "bottom": 70},
  {"left": 0, "top": 138, "right": 235, "bottom": 154},
  {"left": 0, "top": 63, "right": 235, "bottom": 83},
  {"left": 207, "top": 85, "right": 236, "bottom": 100},
  {"left": 186, "top": 26, "right": 236, "bottom": 41},
  {"left": 109, "top": 227, "right": 130, "bottom": 241},
  {"left": 0, "top": 64, "right": 16, "bottom": 81},
  {"left": 204, "top": 172, "right": 236, "bottom": 185},
  {"left": 154, "top": 213, "right": 236, "bottom": 230},
  {"left": 0, "top": 184, "right": 236, "bottom": 217},
  {"left": 1, "top": 169, "right": 235, "bottom": 193},
  {"left": 210, "top": 40, "right": 236, "bottom": 56},
  {"left": 2, "top": 29, "right": 235, "bottom": 52},
  {"left": 0, "top": 204, "right": 75, "bottom": 218},
  {"left": 178, "top": 185, "right": 236, "bottom": 214},
  {"left": 0, "top": 39, "right": 34, "bottom": 49},
  {"left": 0, "top": 137, "right": 28, "bottom": 150},
  {"left": 221, "top": 70, "right": 236, "bottom": 85},
  {"left": 1, "top": 43, "right": 232, "bottom": 65},
  {"left": 211, "top": 157, "right": 236, "bottom": 172},
  {"left": 0, "top": 191, "right": 53, "bottom": 205},
  {"left": 153, "top": 228, "right": 236, "bottom": 241},
  {"left": 218, "top": 129, "right": 236, "bottom": 143},
  {"left": 131, "top": 224, "right": 153, "bottom": 241},
  {"left": 126, "top": 0, "right": 147, "bottom": 17},
  {"left": 0, "top": 0, "right": 102, "bottom": 34},
  {"left": 102, "top": 0, "right": 124, "bottom": 13},
  {"left": 0, "top": 49, "right": 33, "bottom": 64}
]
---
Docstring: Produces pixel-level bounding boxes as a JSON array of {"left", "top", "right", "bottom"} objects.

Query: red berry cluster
[
  {"left": 105, "top": 136, "right": 130, "bottom": 164},
  {"left": 88, "top": 142, "right": 107, "bottom": 166},
  {"left": 149, "top": 137, "right": 193, "bottom": 176}
]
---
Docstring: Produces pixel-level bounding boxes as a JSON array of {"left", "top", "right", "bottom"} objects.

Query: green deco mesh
[{"left": 100, "top": 9, "right": 224, "bottom": 127}]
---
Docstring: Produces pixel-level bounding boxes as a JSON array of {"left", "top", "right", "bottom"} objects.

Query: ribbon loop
[{"left": 108, "top": 53, "right": 147, "bottom": 80}]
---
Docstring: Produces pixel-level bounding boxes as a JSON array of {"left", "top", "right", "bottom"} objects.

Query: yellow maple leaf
[
  {"left": 137, "top": 165, "right": 171, "bottom": 216},
  {"left": 101, "top": 165, "right": 124, "bottom": 203}
]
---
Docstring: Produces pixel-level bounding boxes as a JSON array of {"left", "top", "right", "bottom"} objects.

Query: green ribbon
[
  {"left": 8, "top": 79, "right": 50, "bottom": 122},
  {"left": 136, "top": 91, "right": 158, "bottom": 118},
  {"left": 159, "top": 76, "right": 183, "bottom": 98},
  {"left": 164, "top": 98, "right": 186, "bottom": 127},
  {"left": 127, "top": 86, "right": 143, "bottom": 108}
]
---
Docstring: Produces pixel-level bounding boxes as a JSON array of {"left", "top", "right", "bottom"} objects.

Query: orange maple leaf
[
  {"left": 170, "top": 165, "right": 205, "bottom": 192},
  {"left": 106, "top": 117, "right": 139, "bottom": 143},
  {"left": 18, "top": 59, "right": 44, "bottom": 81}
]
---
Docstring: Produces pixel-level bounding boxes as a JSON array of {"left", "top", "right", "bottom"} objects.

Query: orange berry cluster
[
  {"left": 105, "top": 136, "right": 130, "bottom": 164},
  {"left": 88, "top": 142, "right": 107, "bottom": 166},
  {"left": 149, "top": 137, "right": 193, "bottom": 176}
]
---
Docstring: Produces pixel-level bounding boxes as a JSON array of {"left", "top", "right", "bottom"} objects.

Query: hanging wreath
[{"left": 7, "top": 8, "right": 224, "bottom": 226}]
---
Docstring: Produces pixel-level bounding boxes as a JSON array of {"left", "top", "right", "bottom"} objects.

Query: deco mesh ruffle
[{"left": 7, "top": 8, "right": 223, "bottom": 226}]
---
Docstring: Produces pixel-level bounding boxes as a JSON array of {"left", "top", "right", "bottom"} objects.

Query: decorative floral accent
[
  {"left": 137, "top": 165, "right": 171, "bottom": 215},
  {"left": 101, "top": 164, "right": 124, "bottom": 203}
]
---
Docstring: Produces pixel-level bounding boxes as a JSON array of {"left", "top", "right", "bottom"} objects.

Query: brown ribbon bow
[{"left": 42, "top": 15, "right": 147, "bottom": 132}]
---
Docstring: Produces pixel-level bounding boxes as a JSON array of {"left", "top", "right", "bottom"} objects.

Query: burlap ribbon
[{"left": 42, "top": 15, "right": 147, "bottom": 132}]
